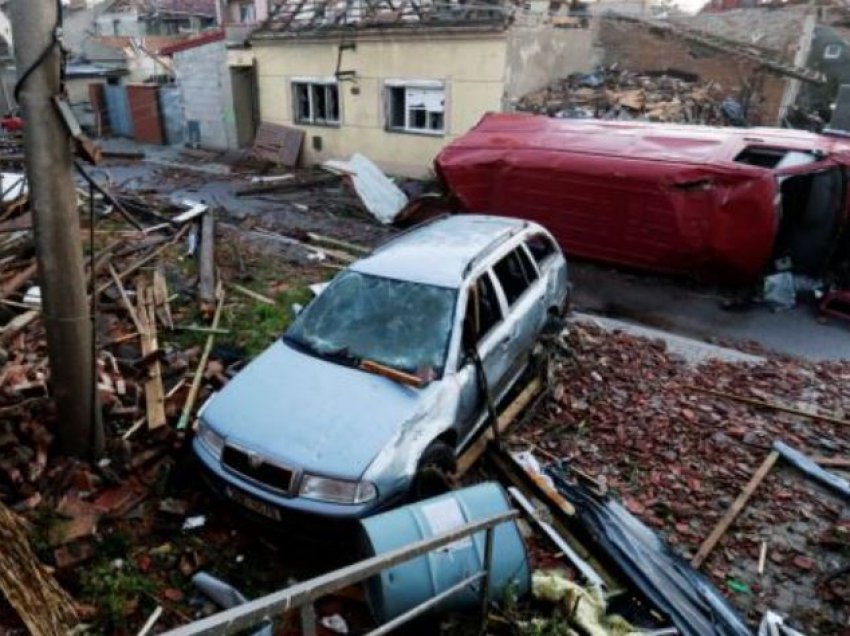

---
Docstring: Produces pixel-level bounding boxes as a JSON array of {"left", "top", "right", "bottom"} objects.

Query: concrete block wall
[
  {"left": 173, "top": 40, "right": 237, "bottom": 149},
  {"left": 597, "top": 18, "right": 789, "bottom": 125}
]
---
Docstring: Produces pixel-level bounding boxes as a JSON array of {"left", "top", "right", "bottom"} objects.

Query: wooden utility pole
[{"left": 10, "top": 1, "right": 100, "bottom": 458}]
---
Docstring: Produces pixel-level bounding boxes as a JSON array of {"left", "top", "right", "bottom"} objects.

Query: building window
[
  {"left": 386, "top": 83, "right": 445, "bottom": 135},
  {"left": 239, "top": 2, "right": 256, "bottom": 23},
  {"left": 824, "top": 44, "right": 842, "bottom": 60},
  {"left": 292, "top": 81, "right": 340, "bottom": 126}
]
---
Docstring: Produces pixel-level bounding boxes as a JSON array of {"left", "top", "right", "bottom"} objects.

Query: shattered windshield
[{"left": 285, "top": 271, "right": 457, "bottom": 379}]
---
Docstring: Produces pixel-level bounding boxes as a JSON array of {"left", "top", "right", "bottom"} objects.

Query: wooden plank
[
  {"left": 0, "top": 501, "right": 78, "bottom": 635},
  {"left": 252, "top": 122, "right": 304, "bottom": 166},
  {"left": 691, "top": 385, "right": 849, "bottom": 427},
  {"left": 229, "top": 283, "right": 275, "bottom": 306},
  {"left": 137, "top": 279, "right": 166, "bottom": 430},
  {"left": 177, "top": 285, "right": 225, "bottom": 431},
  {"left": 198, "top": 211, "right": 216, "bottom": 318},
  {"left": 153, "top": 267, "right": 173, "bottom": 330},
  {"left": 456, "top": 377, "right": 543, "bottom": 476},
  {"left": 0, "top": 261, "right": 37, "bottom": 303},
  {"left": 691, "top": 450, "right": 779, "bottom": 568}
]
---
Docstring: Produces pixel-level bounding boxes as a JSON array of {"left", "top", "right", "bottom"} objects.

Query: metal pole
[
  {"left": 479, "top": 526, "right": 494, "bottom": 634},
  {"left": 9, "top": 1, "right": 100, "bottom": 458}
]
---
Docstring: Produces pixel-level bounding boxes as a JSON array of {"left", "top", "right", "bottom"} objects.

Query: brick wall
[{"left": 598, "top": 18, "right": 789, "bottom": 125}]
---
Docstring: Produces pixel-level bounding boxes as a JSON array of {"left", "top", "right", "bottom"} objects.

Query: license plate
[{"left": 224, "top": 486, "right": 282, "bottom": 521}]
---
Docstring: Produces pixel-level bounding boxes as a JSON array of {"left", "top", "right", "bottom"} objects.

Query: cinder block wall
[
  {"left": 597, "top": 18, "right": 788, "bottom": 125},
  {"left": 173, "top": 40, "right": 237, "bottom": 149}
]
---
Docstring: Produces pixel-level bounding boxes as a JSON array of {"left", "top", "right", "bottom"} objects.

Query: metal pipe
[{"left": 367, "top": 573, "right": 484, "bottom": 636}]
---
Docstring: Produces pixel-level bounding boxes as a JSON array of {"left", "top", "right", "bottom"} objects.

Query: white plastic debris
[
  {"left": 758, "top": 610, "right": 805, "bottom": 636},
  {"left": 0, "top": 173, "right": 27, "bottom": 202},
  {"left": 23, "top": 286, "right": 41, "bottom": 307},
  {"left": 309, "top": 282, "right": 329, "bottom": 297},
  {"left": 323, "top": 154, "right": 408, "bottom": 224},
  {"left": 320, "top": 614, "right": 349, "bottom": 634},
  {"left": 182, "top": 515, "right": 206, "bottom": 531}
]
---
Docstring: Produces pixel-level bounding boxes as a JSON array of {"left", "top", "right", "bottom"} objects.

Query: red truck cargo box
[{"left": 436, "top": 113, "right": 850, "bottom": 283}]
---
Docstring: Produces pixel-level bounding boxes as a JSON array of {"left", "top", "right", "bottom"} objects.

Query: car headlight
[
  {"left": 299, "top": 474, "right": 377, "bottom": 505},
  {"left": 196, "top": 421, "right": 225, "bottom": 460}
]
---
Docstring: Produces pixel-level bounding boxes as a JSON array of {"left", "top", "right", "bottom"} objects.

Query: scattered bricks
[
  {"left": 93, "top": 482, "right": 150, "bottom": 518},
  {"left": 53, "top": 542, "right": 95, "bottom": 569}
]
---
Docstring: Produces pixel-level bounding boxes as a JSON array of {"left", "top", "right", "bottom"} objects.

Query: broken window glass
[
  {"left": 388, "top": 87, "right": 406, "bottom": 129},
  {"left": 286, "top": 271, "right": 457, "bottom": 378},
  {"left": 493, "top": 249, "right": 534, "bottom": 306},
  {"left": 525, "top": 233, "right": 557, "bottom": 264},
  {"left": 292, "top": 82, "right": 339, "bottom": 125},
  {"left": 464, "top": 273, "right": 502, "bottom": 342}
]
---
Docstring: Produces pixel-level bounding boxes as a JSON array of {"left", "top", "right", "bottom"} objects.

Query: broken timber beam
[
  {"left": 177, "top": 285, "right": 225, "bottom": 431},
  {"left": 137, "top": 278, "right": 166, "bottom": 430},
  {"left": 456, "top": 377, "right": 542, "bottom": 476},
  {"left": 0, "top": 501, "right": 77, "bottom": 635},
  {"left": 198, "top": 211, "right": 216, "bottom": 319},
  {"left": 692, "top": 386, "right": 850, "bottom": 427},
  {"left": 691, "top": 450, "right": 779, "bottom": 568},
  {"left": 0, "top": 261, "right": 37, "bottom": 303}
]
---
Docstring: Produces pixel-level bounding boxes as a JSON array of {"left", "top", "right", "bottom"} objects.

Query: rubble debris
[
  {"left": 192, "top": 571, "right": 274, "bottom": 636},
  {"left": 546, "top": 463, "right": 751, "bottom": 636},
  {"left": 252, "top": 122, "right": 305, "bottom": 167},
  {"left": 532, "top": 571, "right": 632, "bottom": 635},
  {"left": 0, "top": 500, "right": 78, "bottom": 635},
  {"left": 517, "top": 67, "right": 737, "bottom": 125},
  {"left": 773, "top": 441, "right": 850, "bottom": 500},
  {"left": 518, "top": 322, "right": 850, "bottom": 631},
  {"left": 692, "top": 450, "right": 779, "bottom": 568},
  {"left": 323, "top": 154, "right": 408, "bottom": 224}
]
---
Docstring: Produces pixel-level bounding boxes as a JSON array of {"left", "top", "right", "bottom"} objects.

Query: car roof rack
[
  {"left": 370, "top": 213, "right": 452, "bottom": 255},
  {"left": 461, "top": 222, "right": 529, "bottom": 279}
]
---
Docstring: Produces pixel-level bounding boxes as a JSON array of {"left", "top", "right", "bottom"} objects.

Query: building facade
[{"left": 238, "top": 2, "right": 596, "bottom": 176}]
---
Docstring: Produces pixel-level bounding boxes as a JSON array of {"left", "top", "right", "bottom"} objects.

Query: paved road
[{"left": 571, "top": 261, "right": 850, "bottom": 361}]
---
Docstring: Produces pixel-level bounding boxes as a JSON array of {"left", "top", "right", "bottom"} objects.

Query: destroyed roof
[
  {"left": 87, "top": 35, "right": 192, "bottom": 54},
  {"left": 672, "top": 6, "right": 811, "bottom": 55},
  {"left": 254, "top": 0, "right": 514, "bottom": 37},
  {"left": 440, "top": 113, "right": 850, "bottom": 169},
  {"left": 106, "top": 0, "right": 217, "bottom": 17},
  {"left": 352, "top": 215, "right": 527, "bottom": 287}
]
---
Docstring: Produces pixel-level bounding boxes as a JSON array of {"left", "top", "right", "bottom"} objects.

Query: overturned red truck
[{"left": 435, "top": 113, "right": 850, "bottom": 285}]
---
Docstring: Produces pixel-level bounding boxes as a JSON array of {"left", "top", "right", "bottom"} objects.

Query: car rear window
[{"left": 525, "top": 233, "right": 557, "bottom": 264}]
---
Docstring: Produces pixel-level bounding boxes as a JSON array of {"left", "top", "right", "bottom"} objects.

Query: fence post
[
  {"left": 479, "top": 526, "right": 495, "bottom": 633},
  {"left": 301, "top": 602, "right": 317, "bottom": 636}
]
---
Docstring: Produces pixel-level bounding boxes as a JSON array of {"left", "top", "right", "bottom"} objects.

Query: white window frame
[
  {"left": 384, "top": 79, "right": 446, "bottom": 136},
  {"left": 291, "top": 77, "right": 340, "bottom": 127},
  {"left": 824, "top": 44, "right": 842, "bottom": 60}
]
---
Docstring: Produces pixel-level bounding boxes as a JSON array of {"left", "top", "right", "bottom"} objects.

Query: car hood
[{"left": 201, "top": 339, "right": 437, "bottom": 478}]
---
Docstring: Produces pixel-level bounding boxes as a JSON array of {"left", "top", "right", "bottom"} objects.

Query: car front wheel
[{"left": 411, "top": 441, "right": 457, "bottom": 501}]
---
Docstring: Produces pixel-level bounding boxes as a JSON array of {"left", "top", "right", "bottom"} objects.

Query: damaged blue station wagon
[{"left": 193, "top": 215, "right": 569, "bottom": 525}]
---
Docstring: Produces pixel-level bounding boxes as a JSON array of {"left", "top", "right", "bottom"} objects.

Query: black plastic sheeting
[{"left": 547, "top": 466, "right": 751, "bottom": 636}]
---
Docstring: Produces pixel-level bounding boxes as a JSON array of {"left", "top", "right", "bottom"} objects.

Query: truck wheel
[{"left": 411, "top": 441, "right": 457, "bottom": 501}]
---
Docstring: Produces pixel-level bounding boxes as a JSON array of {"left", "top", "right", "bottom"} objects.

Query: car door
[
  {"left": 454, "top": 269, "right": 509, "bottom": 446},
  {"left": 489, "top": 244, "right": 547, "bottom": 390}
]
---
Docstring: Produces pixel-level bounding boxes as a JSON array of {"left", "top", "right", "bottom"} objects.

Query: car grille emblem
[{"left": 247, "top": 452, "right": 263, "bottom": 469}]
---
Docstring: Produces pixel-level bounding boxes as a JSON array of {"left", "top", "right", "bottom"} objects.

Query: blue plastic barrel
[{"left": 359, "top": 482, "right": 530, "bottom": 623}]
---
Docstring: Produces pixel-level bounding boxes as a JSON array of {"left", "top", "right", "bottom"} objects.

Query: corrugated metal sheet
[
  {"left": 159, "top": 86, "right": 184, "bottom": 145},
  {"left": 324, "top": 154, "right": 408, "bottom": 224},
  {"left": 127, "top": 84, "right": 164, "bottom": 145},
  {"left": 104, "top": 84, "right": 133, "bottom": 138}
]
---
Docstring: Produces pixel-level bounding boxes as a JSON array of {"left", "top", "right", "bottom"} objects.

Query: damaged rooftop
[{"left": 253, "top": 0, "right": 517, "bottom": 37}]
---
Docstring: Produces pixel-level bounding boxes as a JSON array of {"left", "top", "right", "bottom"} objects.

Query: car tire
[{"left": 411, "top": 441, "right": 457, "bottom": 501}]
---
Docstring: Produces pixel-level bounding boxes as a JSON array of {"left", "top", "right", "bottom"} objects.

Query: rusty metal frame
[{"left": 160, "top": 509, "right": 519, "bottom": 636}]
